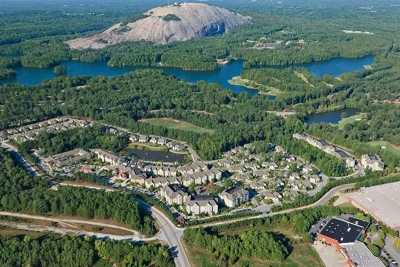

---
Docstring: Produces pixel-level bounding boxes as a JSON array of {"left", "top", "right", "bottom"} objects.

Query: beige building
[
  {"left": 186, "top": 196, "right": 218, "bottom": 215},
  {"left": 161, "top": 184, "right": 191, "bottom": 206},
  {"left": 220, "top": 187, "right": 250, "bottom": 208}
]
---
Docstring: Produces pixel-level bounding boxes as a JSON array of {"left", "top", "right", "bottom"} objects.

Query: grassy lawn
[
  {"left": 185, "top": 226, "right": 324, "bottom": 267},
  {"left": 338, "top": 113, "right": 367, "bottom": 129},
  {"left": 128, "top": 142, "right": 169, "bottom": 152},
  {"left": 367, "top": 141, "right": 400, "bottom": 157},
  {"left": 140, "top": 118, "right": 215, "bottom": 135},
  {"left": 228, "top": 76, "right": 282, "bottom": 96}
]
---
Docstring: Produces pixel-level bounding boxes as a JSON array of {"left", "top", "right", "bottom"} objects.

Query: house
[
  {"left": 180, "top": 176, "right": 194, "bottom": 187},
  {"left": 129, "top": 135, "right": 139, "bottom": 143},
  {"left": 138, "top": 135, "right": 149, "bottom": 143},
  {"left": 220, "top": 187, "right": 250, "bottom": 208},
  {"left": 360, "top": 154, "right": 384, "bottom": 171},
  {"left": 157, "top": 137, "right": 167, "bottom": 146},
  {"left": 186, "top": 196, "right": 218, "bottom": 215},
  {"left": 161, "top": 184, "right": 190, "bottom": 206}
]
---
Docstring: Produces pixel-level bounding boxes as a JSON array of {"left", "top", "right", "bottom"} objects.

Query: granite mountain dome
[{"left": 66, "top": 2, "right": 251, "bottom": 49}]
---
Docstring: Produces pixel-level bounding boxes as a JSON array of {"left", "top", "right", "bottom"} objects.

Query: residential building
[
  {"left": 220, "top": 187, "right": 250, "bottom": 208},
  {"left": 161, "top": 184, "right": 190, "bottom": 206},
  {"left": 186, "top": 196, "right": 219, "bottom": 216}
]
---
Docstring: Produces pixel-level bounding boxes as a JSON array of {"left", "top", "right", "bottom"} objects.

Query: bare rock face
[{"left": 67, "top": 3, "right": 251, "bottom": 49}]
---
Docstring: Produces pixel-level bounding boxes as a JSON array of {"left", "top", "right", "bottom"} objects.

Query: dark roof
[
  {"left": 319, "top": 218, "right": 364, "bottom": 244},
  {"left": 347, "top": 217, "right": 370, "bottom": 230}
]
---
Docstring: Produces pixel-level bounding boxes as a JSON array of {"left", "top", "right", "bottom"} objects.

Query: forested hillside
[{"left": 0, "top": 149, "right": 156, "bottom": 235}]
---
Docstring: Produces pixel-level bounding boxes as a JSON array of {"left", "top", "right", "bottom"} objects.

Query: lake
[
  {"left": 304, "top": 108, "right": 359, "bottom": 124},
  {"left": 1, "top": 55, "right": 374, "bottom": 94},
  {"left": 126, "top": 148, "right": 186, "bottom": 164},
  {"left": 304, "top": 55, "right": 374, "bottom": 77}
]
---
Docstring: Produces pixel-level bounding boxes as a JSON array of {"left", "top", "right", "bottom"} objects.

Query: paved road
[
  {"left": 192, "top": 183, "right": 355, "bottom": 229},
  {"left": 0, "top": 181, "right": 355, "bottom": 267},
  {"left": 151, "top": 207, "right": 190, "bottom": 267},
  {"left": 1, "top": 142, "right": 38, "bottom": 176}
]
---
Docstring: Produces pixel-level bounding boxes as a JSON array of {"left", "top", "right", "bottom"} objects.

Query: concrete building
[
  {"left": 220, "top": 187, "right": 250, "bottom": 208},
  {"left": 360, "top": 154, "right": 384, "bottom": 171},
  {"left": 342, "top": 241, "right": 385, "bottom": 267}
]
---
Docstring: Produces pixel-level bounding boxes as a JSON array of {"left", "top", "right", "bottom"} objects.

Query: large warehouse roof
[{"left": 346, "top": 182, "right": 400, "bottom": 230}]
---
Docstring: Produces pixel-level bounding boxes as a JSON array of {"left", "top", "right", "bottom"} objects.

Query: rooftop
[{"left": 319, "top": 217, "right": 364, "bottom": 244}]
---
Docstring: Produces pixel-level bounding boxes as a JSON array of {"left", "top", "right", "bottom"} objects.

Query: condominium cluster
[
  {"left": 0, "top": 117, "right": 91, "bottom": 143},
  {"left": 293, "top": 133, "right": 384, "bottom": 171},
  {"left": 216, "top": 143, "right": 324, "bottom": 206}
]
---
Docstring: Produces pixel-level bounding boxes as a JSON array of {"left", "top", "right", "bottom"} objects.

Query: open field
[
  {"left": 185, "top": 226, "right": 324, "bottom": 267},
  {"left": 367, "top": 141, "right": 400, "bottom": 157},
  {"left": 139, "top": 118, "right": 215, "bottom": 134},
  {"left": 128, "top": 142, "right": 169, "bottom": 152},
  {"left": 228, "top": 76, "right": 282, "bottom": 96},
  {"left": 338, "top": 113, "right": 367, "bottom": 129}
]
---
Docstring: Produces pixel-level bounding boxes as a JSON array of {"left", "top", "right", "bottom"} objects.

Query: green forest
[
  {"left": 0, "top": 148, "right": 156, "bottom": 235},
  {"left": 0, "top": 234, "right": 173, "bottom": 267}
]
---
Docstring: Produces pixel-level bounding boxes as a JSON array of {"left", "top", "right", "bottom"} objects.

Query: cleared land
[
  {"left": 338, "top": 113, "right": 367, "bottom": 129},
  {"left": 367, "top": 141, "right": 400, "bottom": 157},
  {"left": 228, "top": 76, "right": 282, "bottom": 96},
  {"left": 139, "top": 118, "right": 215, "bottom": 134},
  {"left": 185, "top": 226, "right": 324, "bottom": 267}
]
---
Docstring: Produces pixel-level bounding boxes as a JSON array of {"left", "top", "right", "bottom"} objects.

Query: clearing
[
  {"left": 338, "top": 113, "right": 367, "bottom": 129},
  {"left": 367, "top": 141, "right": 400, "bottom": 157},
  {"left": 139, "top": 118, "right": 215, "bottom": 134},
  {"left": 294, "top": 71, "right": 315, "bottom": 88},
  {"left": 228, "top": 76, "right": 282, "bottom": 96}
]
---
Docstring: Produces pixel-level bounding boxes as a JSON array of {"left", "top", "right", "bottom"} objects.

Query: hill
[{"left": 66, "top": 2, "right": 251, "bottom": 49}]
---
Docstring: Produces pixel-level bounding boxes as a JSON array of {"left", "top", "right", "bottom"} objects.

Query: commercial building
[
  {"left": 344, "top": 182, "right": 400, "bottom": 230},
  {"left": 342, "top": 241, "right": 385, "bottom": 267},
  {"left": 317, "top": 217, "right": 366, "bottom": 248}
]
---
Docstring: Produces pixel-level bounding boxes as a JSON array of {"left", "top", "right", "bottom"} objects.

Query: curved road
[
  {"left": 191, "top": 183, "right": 355, "bottom": 229},
  {"left": 0, "top": 174, "right": 355, "bottom": 267}
]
